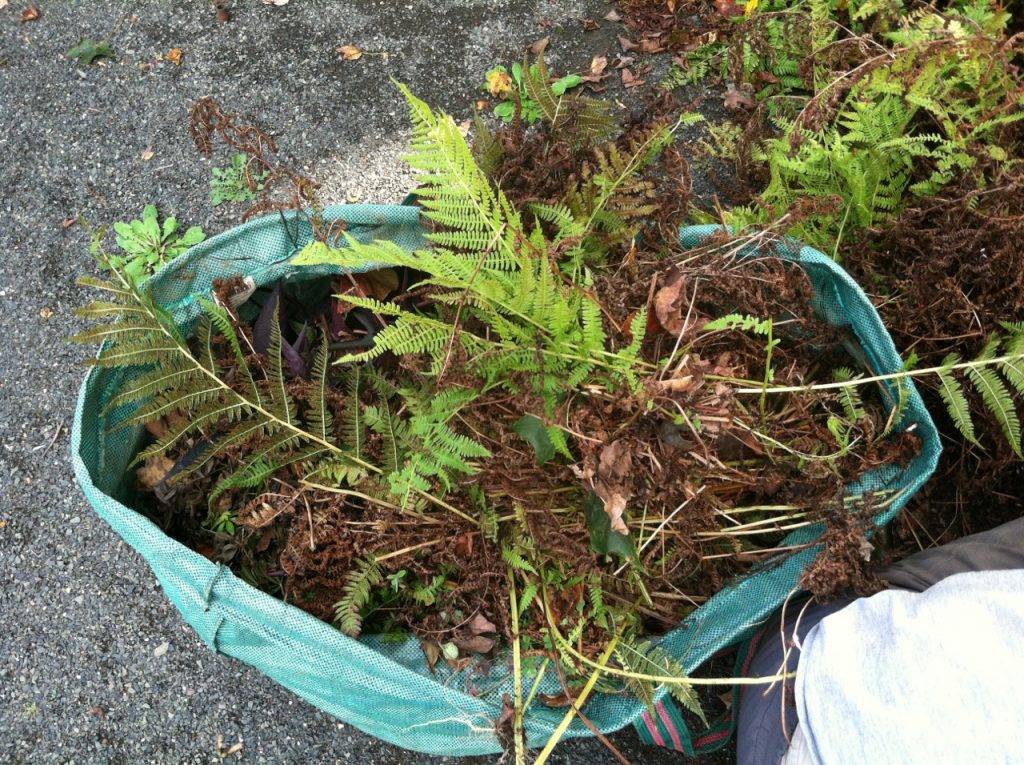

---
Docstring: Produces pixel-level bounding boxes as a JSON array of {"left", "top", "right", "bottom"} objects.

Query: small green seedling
[
  {"left": 107, "top": 204, "right": 205, "bottom": 285},
  {"left": 484, "top": 62, "right": 582, "bottom": 124},
  {"left": 211, "top": 153, "right": 268, "bottom": 206}
]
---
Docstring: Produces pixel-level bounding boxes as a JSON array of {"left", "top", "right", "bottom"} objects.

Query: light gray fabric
[{"left": 793, "top": 570, "right": 1024, "bottom": 764}]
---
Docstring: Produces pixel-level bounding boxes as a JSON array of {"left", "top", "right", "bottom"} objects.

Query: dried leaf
[
  {"left": 87, "top": 706, "right": 106, "bottom": 719},
  {"left": 582, "top": 55, "right": 610, "bottom": 83},
  {"left": 621, "top": 69, "right": 645, "bottom": 88},
  {"left": 213, "top": 0, "right": 230, "bottom": 22},
  {"left": 39, "top": 307, "right": 54, "bottom": 319},
  {"left": 62, "top": 217, "right": 76, "bottom": 229},
  {"left": 262, "top": 0, "right": 288, "bottom": 5},
  {"left": 337, "top": 44, "right": 362, "bottom": 61},
  {"left": 724, "top": 88, "right": 756, "bottom": 110},
  {"left": 141, "top": 148, "right": 154, "bottom": 161},
  {"left": 446, "top": 655, "right": 476, "bottom": 672},
  {"left": 580, "top": 17, "right": 599, "bottom": 31},
  {"left": 528, "top": 36, "right": 550, "bottom": 56},
  {"left": 654, "top": 269, "right": 688, "bottom": 336},
  {"left": 595, "top": 441, "right": 633, "bottom": 534},
  {"left": 453, "top": 634, "right": 496, "bottom": 655},
  {"left": 714, "top": 0, "right": 743, "bottom": 15},
  {"left": 604, "top": 9, "right": 622, "bottom": 21},
  {"left": 0, "top": 1, "right": 10, "bottom": 9},
  {"left": 639, "top": 38, "right": 665, "bottom": 54},
  {"left": 469, "top": 613, "right": 496, "bottom": 635},
  {"left": 453, "top": 531, "right": 475, "bottom": 558},
  {"left": 137, "top": 455, "right": 174, "bottom": 489},
  {"left": 538, "top": 687, "right": 586, "bottom": 707},
  {"left": 166, "top": 48, "right": 183, "bottom": 65},
  {"left": 421, "top": 640, "right": 442, "bottom": 673},
  {"left": 21, "top": 4, "right": 40, "bottom": 21},
  {"left": 475, "top": 99, "right": 489, "bottom": 110},
  {"left": 614, "top": 55, "right": 635, "bottom": 69},
  {"left": 486, "top": 69, "right": 513, "bottom": 97},
  {"left": 618, "top": 35, "right": 639, "bottom": 52}
]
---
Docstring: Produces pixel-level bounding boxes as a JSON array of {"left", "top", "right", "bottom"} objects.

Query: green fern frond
[
  {"left": 966, "top": 363, "right": 1022, "bottom": 458},
  {"left": 833, "top": 367, "right": 867, "bottom": 423},
  {"left": 503, "top": 543, "right": 538, "bottom": 576},
  {"left": 74, "top": 268, "right": 374, "bottom": 504},
  {"left": 935, "top": 358, "right": 978, "bottom": 447},
  {"left": 615, "top": 639, "right": 706, "bottom": 724},
  {"left": 334, "top": 557, "right": 383, "bottom": 637}
]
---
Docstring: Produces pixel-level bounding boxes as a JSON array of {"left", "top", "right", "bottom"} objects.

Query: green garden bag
[{"left": 71, "top": 208, "right": 941, "bottom": 756}]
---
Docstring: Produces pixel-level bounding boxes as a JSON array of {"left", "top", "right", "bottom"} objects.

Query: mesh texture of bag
[{"left": 71, "top": 208, "right": 941, "bottom": 756}]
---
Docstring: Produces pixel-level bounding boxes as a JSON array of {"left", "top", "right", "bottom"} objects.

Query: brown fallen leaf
[
  {"left": 141, "top": 148, "right": 154, "bottom": 161},
  {"left": 87, "top": 706, "right": 106, "bottom": 719},
  {"left": 529, "top": 36, "right": 550, "bottom": 56},
  {"left": 475, "top": 99, "right": 489, "bottom": 110},
  {"left": 446, "top": 655, "right": 475, "bottom": 672},
  {"left": 21, "top": 4, "right": 40, "bottom": 21},
  {"left": 213, "top": 0, "right": 230, "bottom": 22},
  {"left": 580, "top": 17, "right": 599, "bottom": 31},
  {"left": 724, "top": 88, "right": 756, "bottom": 110},
  {"left": 421, "top": 640, "right": 442, "bottom": 673},
  {"left": 614, "top": 55, "right": 635, "bottom": 69},
  {"left": 621, "top": 68, "right": 645, "bottom": 88},
  {"left": 618, "top": 35, "right": 639, "bottom": 52},
  {"left": 137, "top": 455, "right": 175, "bottom": 489},
  {"left": 468, "top": 613, "right": 496, "bottom": 635},
  {"left": 604, "top": 9, "right": 622, "bottom": 21},
  {"left": 337, "top": 44, "right": 362, "bottom": 61},
  {"left": 62, "top": 217, "right": 76, "bottom": 229},
  {"left": 639, "top": 38, "right": 665, "bottom": 54},
  {"left": 165, "top": 48, "right": 183, "bottom": 66},
  {"left": 39, "top": 307, "right": 54, "bottom": 319},
  {"left": 453, "top": 530, "right": 475, "bottom": 558},
  {"left": 595, "top": 440, "right": 633, "bottom": 534},
  {"left": 453, "top": 634, "right": 496, "bottom": 655},
  {"left": 653, "top": 268, "right": 688, "bottom": 336},
  {"left": 714, "top": 0, "right": 743, "bottom": 15},
  {"left": 652, "top": 375, "right": 695, "bottom": 394},
  {"left": 582, "top": 55, "right": 609, "bottom": 83},
  {"left": 538, "top": 686, "right": 587, "bottom": 708}
]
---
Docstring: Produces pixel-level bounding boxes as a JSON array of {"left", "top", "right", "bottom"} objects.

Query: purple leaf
[{"left": 282, "top": 322, "right": 309, "bottom": 380}]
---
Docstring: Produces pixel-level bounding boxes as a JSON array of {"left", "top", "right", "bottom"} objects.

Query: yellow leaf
[
  {"left": 337, "top": 45, "right": 362, "bottom": 61},
  {"left": 744, "top": 0, "right": 759, "bottom": 14},
  {"left": 486, "top": 69, "right": 513, "bottom": 97},
  {"left": 166, "top": 48, "right": 183, "bottom": 65}
]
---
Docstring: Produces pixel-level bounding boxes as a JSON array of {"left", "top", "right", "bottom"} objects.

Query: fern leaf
[
  {"left": 502, "top": 544, "right": 538, "bottom": 575},
  {"left": 966, "top": 364, "right": 1022, "bottom": 457},
  {"left": 306, "top": 335, "right": 334, "bottom": 441},
  {"left": 334, "top": 558, "right": 383, "bottom": 637},
  {"left": 936, "top": 356, "right": 978, "bottom": 446},
  {"left": 266, "top": 307, "right": 297, "bottom": 425},
  {"left": 339, "top": 367, "right": 366, "bottom": 458}
]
